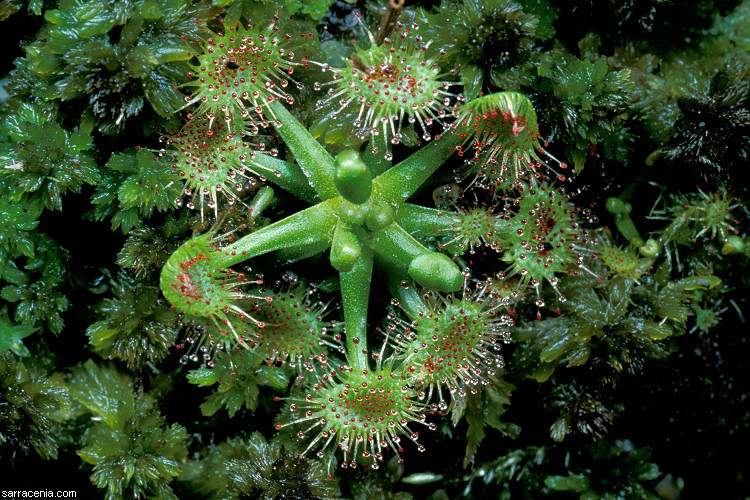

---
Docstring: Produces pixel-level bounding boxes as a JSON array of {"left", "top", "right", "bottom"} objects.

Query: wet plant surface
[{"left": 1, "top": 1, "right": 749, "bottom": 499}]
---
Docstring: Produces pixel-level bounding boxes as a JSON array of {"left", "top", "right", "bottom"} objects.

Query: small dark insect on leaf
[
  {"left": 542, "top": 242, "right": 554, "bottom": 251},
  {"left": 226, "top": 61, "right": 239, "bottom": 70}
]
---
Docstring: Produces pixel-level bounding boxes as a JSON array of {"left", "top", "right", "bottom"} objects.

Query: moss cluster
[{"left": 1, "top": 0, "right": 748, "bottom": 498}]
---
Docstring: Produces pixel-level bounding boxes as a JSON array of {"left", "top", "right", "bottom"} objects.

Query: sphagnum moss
[{"left": 2, "top": 2, "right": 748, "bottom": 497}]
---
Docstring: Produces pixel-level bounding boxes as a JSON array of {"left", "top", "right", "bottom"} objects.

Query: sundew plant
[{"left": 1, "top": 0, "right": 749, "bottom": 499}]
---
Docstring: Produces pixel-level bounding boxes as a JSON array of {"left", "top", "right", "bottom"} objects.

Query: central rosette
[{"left": 330, "top": 150, "right": 463, "bottom": 291}]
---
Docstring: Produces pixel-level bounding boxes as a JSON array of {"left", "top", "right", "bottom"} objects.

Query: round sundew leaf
[
  {"left": 455, "top": 91, "right": 569, "bottom": 192},
  {"left": 248, "top": 284, "right": 342, "bottom": 370},
  {"left": 183, "top": 18, "right": 311, "bottom": 122},
  {"left": 598, "top": 244, "right": 644, "bottom": 281},
  {"left": 312, "top": 22, "right": 456, "bottom": 159},
  {"left": 498, "top": 182, "right": 591, "bottom": 288},
  {"left": 463, "top": 91, "right": 539, "bottom": 126},
  {"left": 160, "top": 234, "right": 257, "bottom": 341},
  {"left": 160, "top": 235, "right": 225, "bottom": 320},
  {"left": 441, "top": 204, "right": 506, "bottom": 253},
  {"left": 388, "top": 284, "right": 511, "bottom": 403},
  {"left": 277, "top": 368, "right": 432, "bottom": 469},
  {"left": 167, "top": 114, "right": 257, "bottom": 219}
]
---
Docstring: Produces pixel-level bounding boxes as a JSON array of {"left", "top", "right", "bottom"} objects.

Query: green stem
[
  {"left": 396, "top": 203, "right": 453, "bottom": 237},
  {"left": 217, "top": 199, "right": 339, "bottom": 268},
  {"left": 248, "top": 153, "right": 316, "bottom": 203},
  {"left": 340, "top": 246, "right": 374, "bottom": 372},
  {"left": 392, "top": 284, "right": 427, "bottom": 320},
  {"left": 369, "top": 223, "right": 432, "bottom": 268},
  {"left": 372, "top": 132, "right": 462, "bottom": 207},
  {"left": 268, "top": 100, "right": 338, "bottom": 200},
  {"left": 606, "top": 197, "right": 645, "bottom": 247},
  {"left": 380, "top": 261, "right": 428, "bottom": 319},
  {"left": 371, "top": 223, "right": 463, "bottom": 292}
]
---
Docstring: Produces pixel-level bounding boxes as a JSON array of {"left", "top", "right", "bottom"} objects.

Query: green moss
[
  {"left": 0, "top": 351, "right": 70, "bottom": 461},
  {"left": 1, "top": 1, "right": 748, "bottom": 497}
]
